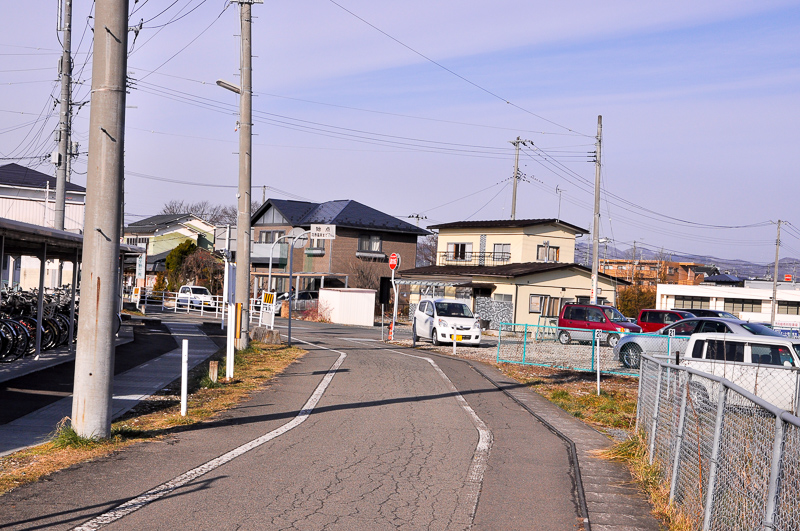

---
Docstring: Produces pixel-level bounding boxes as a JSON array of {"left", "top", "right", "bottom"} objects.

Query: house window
[
  {"left": 455, "top": 287, "right": 472, "bottom": 300},
  {"left": 126, "top": 237, "right": 149, "bottom": 247},
  {"left": 724, "top": 298, "right": 762, "bottom": 313},
  {"left": 778, "top": 301, "right": 800, "bottom": 315},
  {"left": 536, "top": 245, "right": 559, "bottom": 262},
  {"left": 492, "top": 243, "right": 510, "bottom": 261},
  {"left": 259, "top": 230, "right": 285, "bottom": 244},
  {"left": 493, "top": 293, "right": 512, "bottom": 303},
  {"left": 358, "top": 235, "right": 382, "bottom": 252},
  {"left": 674, "top": 296, "right": 710, "bottom": 309},
  {"left": 447, "top": 242, "right": 472, "bottom": 261},
  {"left": 529, "top": 294, "right": 546, "bottom": 313},
  {"left": 309, "top": 238, "right": 325, "bottom": 250}
]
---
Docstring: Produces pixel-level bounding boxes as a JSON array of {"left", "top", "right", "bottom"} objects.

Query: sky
[{"left": 2, "top": 0, "right": 800, "bottom": 265}]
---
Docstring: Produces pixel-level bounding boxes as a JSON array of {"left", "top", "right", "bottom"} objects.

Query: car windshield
[
  {"left": 741, "top": 323, "right": 786, "bottom": 337},
  {"left": 793, "top": 344, "right": 800, "bottom": 363},
  {"left": 190, "top": 287, "right": 210, "bottom": 295},
  {"left": 602, "top": 307, "right": 628, "bottom": 323},
  {"left": 435, "top": 302, "right": 474, "bottom": 318}
]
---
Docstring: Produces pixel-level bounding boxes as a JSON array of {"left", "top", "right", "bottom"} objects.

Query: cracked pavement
[{"left": 0, "top": 321, "right": 583, "bottom": 530}]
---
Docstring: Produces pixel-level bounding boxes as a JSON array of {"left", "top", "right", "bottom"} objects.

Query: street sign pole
[{"left": 389, "top": 253, "right": 400, "bottom": 341}]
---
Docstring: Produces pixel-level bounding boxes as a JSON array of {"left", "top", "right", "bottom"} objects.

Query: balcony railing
[{"left": 436, "top": 251, "right": 511, "bottom": 267}]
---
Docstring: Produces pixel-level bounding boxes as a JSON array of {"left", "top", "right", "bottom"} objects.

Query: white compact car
[
  {"left": 413, "top": 298, "right": 481, "bottom": 346},
  {"left": 176, "top": 285, "right": 215, "bottom": 309}
]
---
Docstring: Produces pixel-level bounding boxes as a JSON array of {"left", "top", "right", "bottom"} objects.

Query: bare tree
[
  {"left": 181, "top": 248, "right": 225, "bottom": 293},
  {"left": 416, "top": 234, "right": 438, "bottom": 267},
  {"left": 340, "top": 255, "right": 386, "bottom": 290},
  {"left": 159, "top": 200, "right": 261, "bottom": 226}
]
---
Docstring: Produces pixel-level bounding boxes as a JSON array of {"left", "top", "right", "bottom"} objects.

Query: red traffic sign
[
  {"left": 389, "top": 253, "right": 399, "bottom": 270},
  {"left": 785, "top": 274, "right": 793, "bottom": 282}
]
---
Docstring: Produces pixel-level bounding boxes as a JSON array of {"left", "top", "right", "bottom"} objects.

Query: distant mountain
[{"left": 575, "top": 241, "right": 800, "bottom": 280}]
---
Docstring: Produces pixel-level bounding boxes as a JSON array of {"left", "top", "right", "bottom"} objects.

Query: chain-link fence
[
  {"left": 638, "top": 354, "right": 800, "bottom": 530},
  {"left": 495, "top": 323, "right": 690, "bottom": 377}
]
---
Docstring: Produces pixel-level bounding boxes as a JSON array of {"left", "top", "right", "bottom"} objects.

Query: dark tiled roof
[
  {"left": 253, "top": 199, "right": 429, "bottom": 236},
  {"left": 0, "top": 163, "right": 86, "bottom": 193},
  {"left": 399, "top": 261, "right": 628, "bottom": 284},
  {"left": 428, "top": 218, "right": 588, "bottom": 234},
  {"left": 127, "top": 213, "right": 195, "bottom": 234},
  {"left": 703, "top": 274, "right": 744, "bottom": 283}
]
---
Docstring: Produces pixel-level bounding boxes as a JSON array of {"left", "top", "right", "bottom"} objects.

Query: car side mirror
[
  {"left": 784, "top": 361, "right": 792, "bottom": 368},
  {"left": 474, "top": 313, "right": 480, "bottom": 320}
]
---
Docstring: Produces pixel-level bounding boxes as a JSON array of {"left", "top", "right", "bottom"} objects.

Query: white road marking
[
  {"left": 73, "top": 343, "right": 347, "bottom": 531},
  {"left": 342, "top": 338, "right": 493, "bottom": 528}
]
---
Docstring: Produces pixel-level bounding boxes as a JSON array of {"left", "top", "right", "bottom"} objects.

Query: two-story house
[
  {"left": 123, "top": 213, "right": 216, "bottom": 287},
  {"left": 0, "top": 163, "right": 86, "bottom": 288},
  {"left": 249, "top": 199, "right": 429, "bottom": 294},
  {"left": 398, "top": 219, "right": 626, "bottom": 329}
]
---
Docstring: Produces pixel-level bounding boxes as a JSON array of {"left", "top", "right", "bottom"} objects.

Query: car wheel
[
  {"left": 607, "top": 333, "right": 620, "bottom": 348},
  {"left": 558, "top": 330, "right": 571, "bottom": 345},
  {"left": 432, "top": 328, "right": 440, "bottom": 346},
  {"left": 621, "top": 344, "right": 642, "bottom": 369}
]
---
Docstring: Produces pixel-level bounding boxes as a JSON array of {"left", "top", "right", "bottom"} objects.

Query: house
[
  {"left": 123, "top": 213, "right": 216, "bottom": 287},
  {"left": 248, "top": 199, "right": 429, "bottom": 294},
  {"left": 0, "top": 163, "right": 86, "bottom": 288},
  {"left": 398, "top": 218, "right": 626, "bottom": 329},
  {"left": 656, "top": 281, "right": 800, "bottom": 331},
  {"left": 599, "top": 258, "right": 717, "bottom": 286}
]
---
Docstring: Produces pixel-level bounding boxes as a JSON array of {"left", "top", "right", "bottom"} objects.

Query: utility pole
[
  {"left": 54, "top": 0, "right": 72, "bottom": 231},
  {"left": 234, "top": 0, "right": 259, "bottom": 349},
  {"left": 590, "top": 116, "right": 602, "bottom": 304},
  {"left": 510, "top": 137, "right": 522, "bottom": 220},
  {"left": 408, "top": 213, "right": 427, "bottom": 227},
  {"left": 72, "top": 0, "right": 128, "bottom": 439},
  {"left": 771, "top": 220, "right": 782, "bottom": 326}
]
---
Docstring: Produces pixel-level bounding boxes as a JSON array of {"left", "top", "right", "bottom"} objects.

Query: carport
[{"left": 0, "top": 217, "right": 143, "bottom": 357}]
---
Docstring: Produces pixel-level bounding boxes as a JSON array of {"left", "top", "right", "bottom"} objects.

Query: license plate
[{"left": 452, "top": 335, "right": 463, "bottom": 341}]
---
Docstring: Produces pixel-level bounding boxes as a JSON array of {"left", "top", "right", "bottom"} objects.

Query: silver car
[{"left": 613, "top": 317, "right": 784, "bottom": 368}]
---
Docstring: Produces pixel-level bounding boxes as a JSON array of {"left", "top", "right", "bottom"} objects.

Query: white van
[{"left": 680, "top": 333, "right": 800, "bottom": 413}]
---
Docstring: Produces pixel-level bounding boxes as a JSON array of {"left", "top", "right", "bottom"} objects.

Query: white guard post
[{"left": 181, "top": 339, "right": 188, "bottom": 416}]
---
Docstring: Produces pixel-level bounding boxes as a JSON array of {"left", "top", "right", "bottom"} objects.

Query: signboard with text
[{"left": 309, "top": 224, "right": 336, "bottom": 240}]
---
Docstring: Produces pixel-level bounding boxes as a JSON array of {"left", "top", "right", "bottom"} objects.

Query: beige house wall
[{"left": 436, "top": 225, "right": 579, "bottom": 263}]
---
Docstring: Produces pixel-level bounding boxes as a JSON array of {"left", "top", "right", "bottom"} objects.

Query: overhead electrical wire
[{"left": 326, "top": 0, "right": 590, "bottom": 137}]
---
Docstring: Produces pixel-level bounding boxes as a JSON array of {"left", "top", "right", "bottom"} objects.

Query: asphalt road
[{"left": 0, "top": 320, "right": 582, "bottom": 530}]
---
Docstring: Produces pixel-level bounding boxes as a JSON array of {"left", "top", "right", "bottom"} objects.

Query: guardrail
[
  {"left": 638, "top": 354, "right": 800, "bottom": 530},
  {"left": 495, "top": 323, "right": 689, "bottom": 377}
]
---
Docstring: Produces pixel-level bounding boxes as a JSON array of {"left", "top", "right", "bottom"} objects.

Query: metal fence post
[
  {"left": 496, "top": 325, "right": 503, "bottom": 363},
  {"left": 648, "top": 364, "right": 664, "bottom": 465},
  {"left": 522, "top": 324, "right": 528, "bottom": 363},
  {"left": 591, "top": 329, "right": 596, "bottom": 372},
  {"left": 761, "top": 415, "right": 786, "bottom": 531},
  {"left": 794, "top": 372, "right": 800, "bottom": 417},
  {"left": 669, "top": 371, "right": 690, "bottom": 502},
  {"left": 701, "top": 384, "right": 729, "bottom": 531},
  {"left": 635, "top": 356, "right": 646, "bottom": 431}
]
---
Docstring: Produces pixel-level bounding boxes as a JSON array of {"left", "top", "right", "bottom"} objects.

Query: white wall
[{"left": 320, "top": 288, "right": 376, "bottom": 327}]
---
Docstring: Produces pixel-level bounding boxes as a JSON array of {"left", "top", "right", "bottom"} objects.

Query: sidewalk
[{"left": 0, "top": 321, "right": 220, "bottom": 457}]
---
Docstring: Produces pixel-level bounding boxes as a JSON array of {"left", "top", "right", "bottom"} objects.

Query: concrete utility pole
[
  {"left": 72, "top": 0, "right": 128, "bottom": 439},
  {"left": 54, "top": 0, "right": 72, "bottom": 231},
  {"left": 590, "top": 116, "right": 602, "bottom": 304},
  {"left": 771, "top": 220, "right": 782, "bottom": 327},
  {"left": 234, "top": 0, "right": 259, "bottom": 348},
  {"left": 510, "top": 137, "right": 522, "bottom": 220}
]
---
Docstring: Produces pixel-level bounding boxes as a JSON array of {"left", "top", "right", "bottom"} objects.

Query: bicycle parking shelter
[{"left": 0, "top": 217, "right": 142, "bottom": 357}]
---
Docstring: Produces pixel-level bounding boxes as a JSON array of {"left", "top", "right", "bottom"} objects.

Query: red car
[{"left": 636, "top": 309, "right": 696, "bottom": 333}]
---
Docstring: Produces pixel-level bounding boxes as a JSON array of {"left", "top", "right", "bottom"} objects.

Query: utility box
[{"left": 320, "top": 288, "right": 376, "bottom": 327}]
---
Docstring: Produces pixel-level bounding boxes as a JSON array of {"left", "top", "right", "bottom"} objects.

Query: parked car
[
  {"left": 557, "top": 303, "right": 642, "bottom": 347},
  {"left": 680, "top": 333, "right": 800, "bottom": 412},
  {"left": 176, "top": 285, "right": 215, "bottom": 309},
  {"left": 672, "top": 308, "right": 738, "bottom": 319},
  {"left": 614, "top": 317, "right": 785, "bottom": 368},
  {"left": 413, "top": 298, "right": 481, "bottom": 346},
  {"left": 637, "top": 309, "right": 696, "bottom": 333},
  {"left": 272, "top": 291, "right": 318, "bottom": 314}
]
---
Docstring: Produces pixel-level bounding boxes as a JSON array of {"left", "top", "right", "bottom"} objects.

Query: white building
[
  {"left": 656, "top": 282, "right": 800, "bottom": 329},
  {"left": 0, "top": 164, "right": 86, "bottom": 288}
]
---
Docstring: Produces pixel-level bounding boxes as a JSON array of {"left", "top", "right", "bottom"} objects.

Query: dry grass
[
  {"left": 500, "top": 363, "right": 639, "bottom": 433},
  {"left": 0, "top": 341, "right": 305, "bottom": 496},
  {"left": 599, "top": 431, "right": 695, "bottom": 531}
]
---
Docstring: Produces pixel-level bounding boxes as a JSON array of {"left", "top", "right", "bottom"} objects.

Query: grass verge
[{"left": 0, "top": 341, "right": 305, "bottom": 496}]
